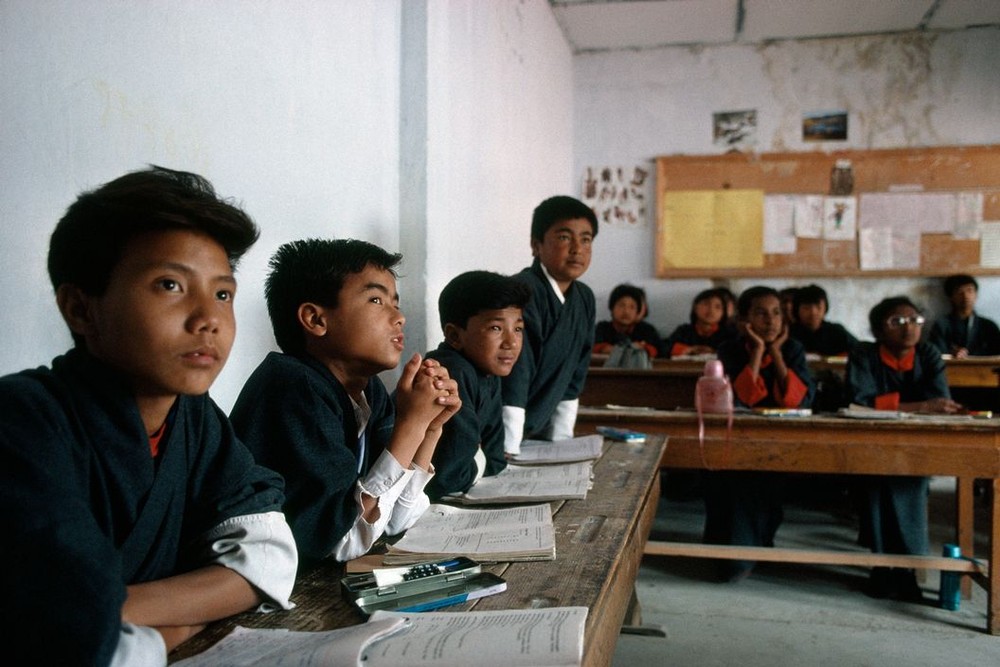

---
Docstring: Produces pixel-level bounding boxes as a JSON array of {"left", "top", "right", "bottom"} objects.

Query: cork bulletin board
[{"left": 655, "top": 145, "right": 1000, "bottom": 278}]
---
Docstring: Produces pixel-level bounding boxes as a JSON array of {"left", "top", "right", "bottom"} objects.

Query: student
[
  {"left": 0, "top": 167, "right": 298, "bottom": 665},
  {"left": 846, "top": 296, "right": 961, "bottom": 600},
  {"left": 593, "top": 283, "right": 665, "bottom": 358},
  {"left": 703, "top": 286, "right": 814, "bottom": 581},
  {"left": 779, "top": 286, "right": 799, "bottom": 325},
  {"left": 789, "top": 283, "right": 859, "bottom": 357},
  {"left": 664, "top": 288, "right": 736, "bottom": 357},
  {"left": 717, "top": 286, "right": 738, "bottom": 329},
  {"left": 502, "top": 195, "right": 598, "bottom": 455},
  {"left": 928, "top": 274, "right": 1000, "bottom": 358},
  {"left": 230, "top": 238, "right": 460, "bottom": 563},
  {"left": 423, "top": 271, "right": 531, "bottom": 499}
]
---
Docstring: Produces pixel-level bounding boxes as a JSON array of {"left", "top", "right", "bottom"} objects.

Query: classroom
[{"left": 2, "top": 1, "right": 1000, "bottom": 665}]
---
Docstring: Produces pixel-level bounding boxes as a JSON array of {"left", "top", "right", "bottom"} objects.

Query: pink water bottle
[
  {"left": 696, "top": 360, "right": 733, "bottom": 450},
  {"left": 696, "top": 360, "right": 732, "bottom": 414}
]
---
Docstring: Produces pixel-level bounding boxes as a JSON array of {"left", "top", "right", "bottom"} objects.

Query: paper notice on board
[
  {"left": 763, "top": 195, "right": 797, "bottom": 254},
  {"left": 660, "top": 190, "right": 764, "bottom": 269},
  {"left": 956, "top": 192, "right": 984, "bottom": 239},
  {"left": 859, "top": 227, "right": 893, "bottom": 270},
  {"left": 980, "top": 222, "right": 1000, "bottom": 267},
  {"left": 823, "top": 196, "right": 857, "bottom": 240},
  {"left": 793, "top": 195, "right": 824, "bottom": 238}
]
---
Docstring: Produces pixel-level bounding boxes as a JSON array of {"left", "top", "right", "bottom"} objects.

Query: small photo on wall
[
  {"left": 803, "top": 110, "right": 848, "bottom": 141},
  {"left": 712, "top": 109, "right": 757, "bottom": 151}
]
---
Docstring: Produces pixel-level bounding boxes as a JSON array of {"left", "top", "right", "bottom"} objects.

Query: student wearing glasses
[{"left": 845, "top": 296, "right": 962, "bottom": 601}]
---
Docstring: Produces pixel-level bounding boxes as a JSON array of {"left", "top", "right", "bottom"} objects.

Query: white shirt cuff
[
  {"left": 203, "top": 511, "right": 298, "bottom": 611},
  {"left": 547, "top": 398, "right": 579, "bottom": 441},
  {"left": 109, "top": 623, "right": 166, "bottom": 667},
  {"left": 502, "top": 405, "right": 526, "bottom": 455}
]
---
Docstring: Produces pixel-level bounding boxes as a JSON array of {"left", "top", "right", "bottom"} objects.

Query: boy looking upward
[
  {"left": 424, "top": 271, "right": 531, "bottom": 499},
  {"left": 0, "top": 167, "right": 298, "bottom": 665},
  {"left": 928, "top": 274, "right": 1000, "bottom": 358},
  {"left": 230, "top": 239, "right": 460, "bottom": 562},
  {"left": 502, "top": 196, "right": 598, "bottom": 455}
]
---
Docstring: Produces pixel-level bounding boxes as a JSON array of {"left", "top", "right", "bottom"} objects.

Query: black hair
[
  {"left": 438, "top": 271, "right": 531, "bottom": 331},
  {"left": 689, "top": 288, "right": 725, "bottom": 325},
  {"left": 943, "top": 274, "right": 977, "bottom": 298},
  {"left": 608, "top": 283, "right": 648, "bottom": 317},
  {"left": 530, "top": 195, "right": 598, "bottom": 242},
  {"left": 793, "top": 283, "right": 829, "bottom": 312},
  {"left": 48, "top": 165, "right": 259, "bottom": 296},
  {"left": 265, "top": 238, "right": 402, "bottom": 356},
  {"left": 868, "top": 295, "right": 922, "bottom": 339},
  {"left": 736, "top": 285, "right": 781, "bottom": 319}
]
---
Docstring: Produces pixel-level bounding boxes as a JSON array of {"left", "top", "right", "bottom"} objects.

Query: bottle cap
[
  {"left": 835, "top": 159, "right": 852, "bottom": 169},
  {"left": 703, "top": 360, "right": 724, "bottom": 378}
]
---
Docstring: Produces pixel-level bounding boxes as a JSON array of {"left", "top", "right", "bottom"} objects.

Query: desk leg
[
  {"left": 989, "top": 478, "right": 1000, "bottom": 636},
  {"left": 957, "top": 477, "right": 975, "bottom": 600}
]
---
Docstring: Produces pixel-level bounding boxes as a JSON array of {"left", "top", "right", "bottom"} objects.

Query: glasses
[{"left": 886, "top": 315, "right": 926, "bottom": 328}]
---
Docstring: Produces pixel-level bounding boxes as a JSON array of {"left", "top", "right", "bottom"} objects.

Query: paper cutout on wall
[{"left": 582, "top": 166, "right": 648, "bottom": 227}]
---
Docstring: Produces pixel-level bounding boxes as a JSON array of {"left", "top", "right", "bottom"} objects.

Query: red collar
[{"left": 879, "top": 345, "right": 915, "bottom": 372}]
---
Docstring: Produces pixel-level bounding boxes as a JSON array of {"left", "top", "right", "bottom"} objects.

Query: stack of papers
[
  {"left": 384, "top": 503, "right": 556, "bottom": 565},
  {"left": 175, "top": 606, "right": 588, "bottom": 666},
  {"left": 446, "top": 461, "right": 593, "bottom": 505},
  {"left": 512, "top": 434, "right": 604, "bottom": 464}
]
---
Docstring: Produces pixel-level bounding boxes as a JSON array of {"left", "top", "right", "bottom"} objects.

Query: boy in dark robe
[
  {"left": 424, "top": 271, "right": 531, "bottom": 499},
  {"left": 231, "top": 239, "right": 460, "bottom": 562},
  {"left": 928, "top": 274, "right": 1000, "bottom": 358},
  {"left": 0, "top": 167, "right": 298, "bottom": 665},
  {"left": 593, "top": 283, "right": 666, "bottom": 358},
  {"left": 847, "top": 295, "right": 961, "bottom": 601},
  {"left": 502, "top": 195, "right": 598, "bottom": 455}
]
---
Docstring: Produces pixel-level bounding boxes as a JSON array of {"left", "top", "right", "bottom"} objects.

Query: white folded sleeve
[
  {"left": 546, "top": 398, "right": 579, "bottom": 441},
  {"left": 109, "top": 623, "right": 166, "bottom": 667},
  {"left": 203, "top": 510, "right": 298, "bottom": 612},
  {"left": 502, "top": 405, "right": 526, "bottom": 455}
]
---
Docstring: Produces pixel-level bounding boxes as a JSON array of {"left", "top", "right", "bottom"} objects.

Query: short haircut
[
  {"left": 794, "top": 283, "right": 829, "bottom": 311},
  {"left": 531, "top": 195, "right": 598, "bottom": 242},
  {"left": 689, "top": 288, "right": 724, "bottom": 325},
  {"left": 608, "top": 283, "right": 648, "bottom": 317},
  {"left": 438, "top": 271, "right": 531, "bottom": 331},
  {"left": 943, "top": 274, "right": 977, "bottom": 297},
  {"left": 265, "top": 238, "right": 402, "bottom": 356},
  {"left": 48, "top": 165, "right": 259, "bottom": 296},
  {"left": 736, "top": 285, "right": 781, "bottom": 319},
  {"left": 868, "top": 295, "right": 922, "bottom": 338}
]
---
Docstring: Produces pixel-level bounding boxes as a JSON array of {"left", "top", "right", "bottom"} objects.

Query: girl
[{"left": 665, "top": 288, "right": 737, "bottom": 357}]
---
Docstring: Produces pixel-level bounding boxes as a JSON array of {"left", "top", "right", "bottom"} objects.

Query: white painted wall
[
  {"left": 574, "top": 28, "right": 1000, "bottom": 342},
  {"left": 421, "top": 0, "right": 574, "bottom": 349},
  {"left": 0, "top": 0, "right": 575, "bottom": 410}
]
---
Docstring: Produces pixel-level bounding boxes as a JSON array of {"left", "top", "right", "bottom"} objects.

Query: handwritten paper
[
  {"left": 660, "top": 190, "right": 764, "bottom": 269},
  {"left": 763, "top": 195, "right": 798, "bottom": 254}
]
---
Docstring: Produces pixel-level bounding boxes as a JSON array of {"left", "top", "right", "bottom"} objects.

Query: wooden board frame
[{"left": 655, "top": 145, "right": 1000, "bottom": 278}]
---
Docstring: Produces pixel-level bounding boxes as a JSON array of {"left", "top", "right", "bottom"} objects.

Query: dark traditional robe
[
  {"left": 231, "top": 352, "right": 394, "bottom": 560},
  {"left": 424, "top": 344, "right": 507, "bottom": 499},
  {"left": 928, "top": 312, "right": 1000, "bottom": 356},
  {"left": 0, "top": 349, "right": 285, "bottom": 665},
  {"left": 502, "top": 259, "right": 595, "bottom": 438}
]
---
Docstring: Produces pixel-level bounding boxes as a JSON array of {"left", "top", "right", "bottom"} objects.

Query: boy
[
  {"left": 847, "top": 296, "right": 961, "bottom": 600},
  {"left": 502, "top": 195, "right": 598, "bottom": 455},
  {"left": 704, "top": 286, "right": 814, "bottom": 581},
  {"left": 593, "top": 283, "right": 665, "bottom": 359},
  {"left": 928, "top": 274, "right": 1000, "bottom": 358},
  {"left": 0, "top": 167, "right": 298, "bottom": 665},
  {"left": 424, "top": 271, "right": 531, "bottom": 499},
  {"left": 230, "top": 238, "right": 460, "bottom": 562},
  {"left": 789, "top": 283, "right": 859, "bottom": 357}
]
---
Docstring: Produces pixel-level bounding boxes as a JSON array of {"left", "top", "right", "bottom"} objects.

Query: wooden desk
[
  {"left": 171, "top": 436, "right": 666, "bottom": 666},
  {"left": 582, "top": 356, "right": 1000, "bottom": 411},
  {"left": 576, "top": 407, "right": 1000, "bottom": 634}
]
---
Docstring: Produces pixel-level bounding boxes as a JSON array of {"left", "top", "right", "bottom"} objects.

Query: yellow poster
[{"left": 660, "top": 190, "right": 764, "bottom": 269}]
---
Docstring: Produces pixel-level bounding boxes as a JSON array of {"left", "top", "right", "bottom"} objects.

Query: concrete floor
[{"left": 613, "top": 475, "right": 1000, "bottom": 666}]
